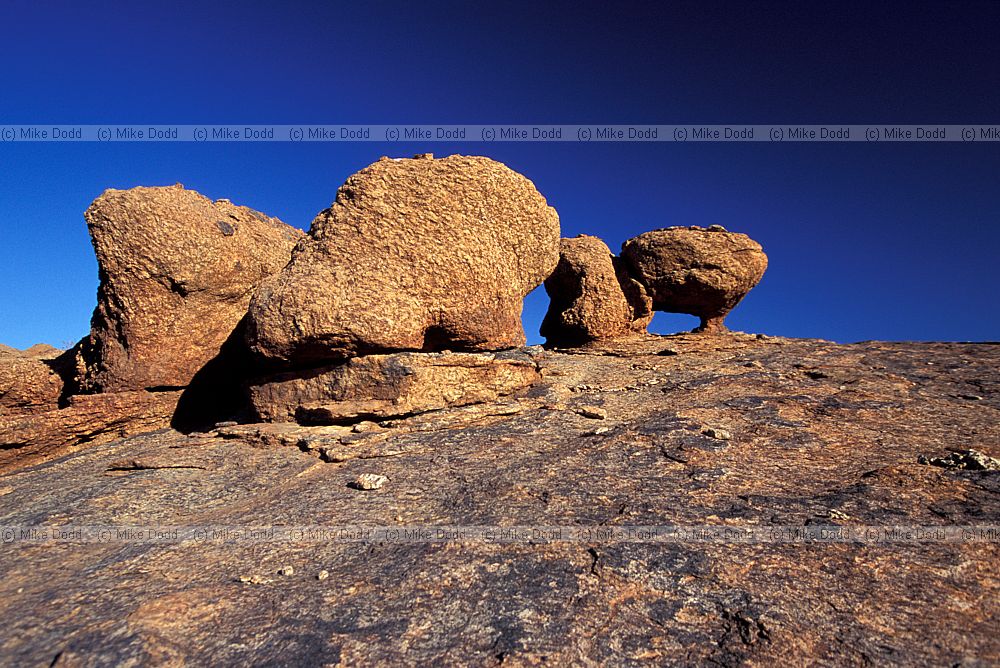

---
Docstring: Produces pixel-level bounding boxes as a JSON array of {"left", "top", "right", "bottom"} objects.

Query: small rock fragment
[
  {"left": 576, "top": 406, "right": 608, "bottom": 420},
  {"left": 352, "top": 421, "right": 382, "bottom": 433},
  {"left": 239, "top": 575, "right": 272, "bottom": 585},
  {"left": 702, "top": 427, "right": 732, "bottom": 441},
  {"left": 278, "top": 565, "right": 295, "bottom": 576},
  {"left": 918, "top": 450, "right": 1000, "bottom": 471},
  {"left": 960, "top": 394, "right": 984, "bottom": 401},
  {"left": 352, "top": 473, "right": 388, "bottom": 490},
  {"left": 317, "top": 570, "right": 329, "bottom": 581}
]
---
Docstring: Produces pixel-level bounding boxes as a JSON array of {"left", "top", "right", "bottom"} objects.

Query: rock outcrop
[
  {"left": 246, "top": 154, "right": 560, "bottom": 366},
  {"left": 541, "top": 235, "right": 652, "bottom": 345},
  {"left": 621, "top": 226, "right": 768, "bottom": 333},
  {"left": 0, "top": 345, "right": 63, "bottom": 414},
  {"left": 248, "top": 350, "right": 540, "bottom": 424},
  {"left": 75, "top": 185, "right": 302, "bottom": 392},
  {"left": 0, "top": 389, "right": 181, "bottom": 473},
  {"left": 0, "top": 344, "right": 180, "bottom": 473},
  {"left": 0, "top": 336, "right": 997, "bottom": 665}
]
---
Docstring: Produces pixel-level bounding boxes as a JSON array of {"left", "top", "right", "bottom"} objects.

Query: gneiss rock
[
  {"left": 541, "top": 235, "right": 652, "bottom": 345},
  {"left": 621, "top": 226, "right": 767, "bottom": 334},
  {"left": 248, "top": 351, "right": 540, "bottom": 424},
  {"left": 75, "top": 184, "right": 302, "bottom": 392},
  {"left": 246, "top": 154, "right": 560, "bottom": 366},
  {"left": 0, "top": 337, "right": 996, "bottom": 665}
]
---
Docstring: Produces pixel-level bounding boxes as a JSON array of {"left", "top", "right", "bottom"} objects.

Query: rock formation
[
  {"left": 1, "top": 335, "right": 997, "bottom": 665},
  {"left": 249, "top": 350, "right": 540, "bottom": 424},
  {"left": 0, "top": 345, "right": 179, "bottom": 472},
  {"left": 621, "top": 225, "right": 768, "bottom": 333},
  {"left": 541, "top": 235, "right": 652, "bottom": 345},
  {"left": 246, "top": 154, "right": 560, "bottom": 366},
  {"left": 0, "top": 345, "right": 63, "bottom": 414},
  {"left": 75, "top": 185, "right": 302, "bottom": 392}
]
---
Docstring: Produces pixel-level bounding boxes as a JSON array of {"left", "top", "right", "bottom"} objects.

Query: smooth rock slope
[{"left": 0, "top": 335, "right": 996, "bottom": 665}]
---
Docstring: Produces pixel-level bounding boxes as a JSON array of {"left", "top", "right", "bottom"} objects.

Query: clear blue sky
[{"left": 1, "top": 0, "right": 998, "bottom": 348}]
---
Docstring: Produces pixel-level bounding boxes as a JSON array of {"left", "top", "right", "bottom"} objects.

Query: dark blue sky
[{"left": 1, "top": 0, "right": 998, "bottom": 348}]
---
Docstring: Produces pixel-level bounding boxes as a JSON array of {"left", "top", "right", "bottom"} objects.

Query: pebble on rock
[
  {"left": 702, "top": 427, "right": 732, "bottom": 440},
  {"left": 352, "top": 473, "right": 388, "bottom": 490},
  {"left": 576, "top": 406, "right": 608, "bottom": 420}
]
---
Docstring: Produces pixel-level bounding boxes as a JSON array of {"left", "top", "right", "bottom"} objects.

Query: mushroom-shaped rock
[
  {"left": 246, "top": 154, "right": 560, "bottom": 365},
  {"left": 620, "top": 226, "right": 767, "bottom": 333},
  {"left": 76, "top": 185, "right": 303, "bottom": 392},
  {"left": 541, "top": 235, "right": 652, "bottom": 345}
]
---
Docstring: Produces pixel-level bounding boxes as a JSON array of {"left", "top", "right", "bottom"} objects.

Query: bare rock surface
[
  {"left": 249, "top": 350, "right": 540, "bottom": 423},
  {"left": 0, "top": 345, "right": 64, "bottom": 414},
  {"left": 541, "top": 235, "right": 652, "bottom": 345},
  {"left": 75, "top": 185, "right": 302, "bottom": 392},
  {"left": 0, "top": 390, "right": 180, "bottom": 473},
  {"left": 621, "top": 226, "right": 768, "bottom": 333},
  {"left": 246, "top": 154, "right": 560, "bottom": 365},
  {"left": 0, "top": 336, "right": 997, "bottom": 665}
]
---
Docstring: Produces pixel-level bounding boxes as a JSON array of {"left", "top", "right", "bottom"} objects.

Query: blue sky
[{"left": 1, "top": 0, "right": 998, "bottom": 348}]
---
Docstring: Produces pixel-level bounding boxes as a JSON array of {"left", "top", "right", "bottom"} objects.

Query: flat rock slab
[
  {"left": 0, "top": 336, "right": 997, "bottom": 665},
  {"left": 248, "top": 350, "right": 541, "bottom": 423}
]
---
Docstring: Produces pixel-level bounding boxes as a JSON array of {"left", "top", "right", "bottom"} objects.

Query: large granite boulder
[
  {"left": 75, "top": 185, "right": 303, "bottom": 392},
  {"left": 621, "top": 226, "right": 768, "bottom": 333},
  {"left": 246, "top": 154, "right": 560, "bottom": 366},
  {"left": 541, "top": 235, "right": 652, "bottom": 345}
]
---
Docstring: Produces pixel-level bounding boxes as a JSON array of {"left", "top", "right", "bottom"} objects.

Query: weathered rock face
[
  {"left": 249, "top": 351, "right": 540, "bottom": 424},
  {"left": 0, "top": 346, "right": 63, "bottom": 414},
  {"left": 0, "top": 337, "right": 997, "bottom": 665},
  {"left": 0, "top": 390, "right": 180, "bottom": 473},
  {"left": 0, "top": 345, "right": 181, "bottom": 471},
  {"left": 76, "top": 185, "right": 303, "bottom": 392},
  {"left": 541, "top": 235, "right": 652, "bottom": 345},
  {"left": 621, "top": 226, "right": 768, "bottom": 333},
  {"left": 246, "top": 154, "right": 560, "bottom": 366}
]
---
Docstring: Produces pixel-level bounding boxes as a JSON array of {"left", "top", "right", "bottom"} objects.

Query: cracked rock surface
[{"left": 0, "top": 334, "right": 997, "bottom": 665}]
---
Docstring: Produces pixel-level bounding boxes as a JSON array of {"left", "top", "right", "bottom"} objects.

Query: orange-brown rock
[
  {"left": 541, "top": 235, "right": 652, "bottom": 345},
  {"left": 246, "top": 154, "right": 560, "bottom": 365},
  {"left": 0, "top": 389, "right": 180, "bottom": 473},
  {"left": 75, "top": 185, "right": 303, "bottom": 392},
  {"left": 0, "top": 345, "right": 63, "bottom": 414},
  {"left": 248, "top": 350, "right": 540, "bottom": 424},
  {"left": 621, "top": 226, "right": 768, "bottom": 333}
]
